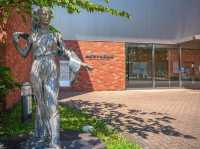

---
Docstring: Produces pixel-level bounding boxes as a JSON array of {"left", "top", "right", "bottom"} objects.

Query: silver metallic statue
[{"left": 13, "top": 7, "right": 91, "bottom": 149}]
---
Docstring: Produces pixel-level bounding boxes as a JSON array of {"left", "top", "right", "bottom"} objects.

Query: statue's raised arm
[
  {"left": 12, "top": 32, "right": 32, "bottom": 58},
  {"left": 55, "top": 32, "right": 92, "bottom": 71}
]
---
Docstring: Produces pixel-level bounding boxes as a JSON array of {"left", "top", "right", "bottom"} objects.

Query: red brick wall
[
  {"left": 2, "top": 12, "right": 126, "bottom": 108},
  {"left": 182, "top": 49, "right": 200, "bottom": 77},
  {"left": 4, "top": 37, "right": 126, "bottom": 107},
  {"left": 4, "top": 11, "right": 32, "bottom": 109},
  {"left": 63, "top": 40, "right": 126, "bottom": 91}
]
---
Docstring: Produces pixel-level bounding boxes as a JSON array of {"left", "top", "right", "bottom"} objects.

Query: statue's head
[{"left": 36, "top": 7, "right": 53, "bottom": 26}]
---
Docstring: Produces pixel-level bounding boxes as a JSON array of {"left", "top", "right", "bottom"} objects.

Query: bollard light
[{"left": 21, "top": 82, "right": 32, "bottom": 122}]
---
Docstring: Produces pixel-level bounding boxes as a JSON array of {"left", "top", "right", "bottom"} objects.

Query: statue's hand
[
  {"left": 13, "top": 32, "right": 30, "bottom": 42},
  {"left": 82, "top": 63, "right": 93, "bottom": 70},
  {"left": 13, "top": 32, "right": 20, "bottom": 42}
]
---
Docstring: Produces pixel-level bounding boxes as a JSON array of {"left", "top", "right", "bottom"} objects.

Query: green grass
[
  {"left": 0, "top": 102, "right": 34, "bottom": 138},
  {"left": 0, "top": 102, "right": 141, "bottom": 149}
]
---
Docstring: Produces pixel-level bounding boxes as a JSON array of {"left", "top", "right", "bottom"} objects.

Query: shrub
[{"left": 0, "top": 66, "right": 19, "bottom": 110}]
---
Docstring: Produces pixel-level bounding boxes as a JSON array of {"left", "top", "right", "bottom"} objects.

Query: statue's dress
[{"left": 30, "top": 32, "right": 80, "bottom": 147}]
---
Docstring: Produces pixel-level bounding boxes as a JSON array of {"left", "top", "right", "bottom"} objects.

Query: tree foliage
[
  {"left": 0, "top": 66, "right": 19, "bottom": 98},
  {"left": 0, "top": 0, "right": 130, "bottom": 23},
  {"left": 0, "top": 0, "right": 130, "bottom": 45}
]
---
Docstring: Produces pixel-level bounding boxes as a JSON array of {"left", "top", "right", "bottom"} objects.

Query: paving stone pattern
[{"left": 60, "top": 89, "right": 200, "bottom": 149}]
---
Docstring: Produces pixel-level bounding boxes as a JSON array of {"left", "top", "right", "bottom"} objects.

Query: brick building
[
  {"left": 2, "top": 1, "right": 200, "bottom": 108},
  {"left": 62, "top": 41, "right": 200, "bottom": 90}
]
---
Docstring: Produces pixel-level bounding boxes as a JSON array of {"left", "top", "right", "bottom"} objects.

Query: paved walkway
[{"left": 59, "top": 89, "right": 200, "bottom": 149}]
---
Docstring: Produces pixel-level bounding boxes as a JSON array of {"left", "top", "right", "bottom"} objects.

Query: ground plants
[
  {"left": 0, "top": 66, "right": 18, "bottom": 97},
  {"left": 0, "top": 66, "right": 19, "bottom": 110},
  {"left": 0, "top": 102, "right": 140, "bottom": 149}
]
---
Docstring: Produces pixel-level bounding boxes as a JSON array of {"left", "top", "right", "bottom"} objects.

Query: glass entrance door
[
  {"left": 126, "top": 44, "right": 181, "bottom": 88},
  {"left": 155, "top": 49, "right": 169, "bottom": 87},
  {"left": 154, "top": 48, "right": 180, "bottom": 88},
  {"left": 126, "top": 45, "right": 153, "bottom": 88}
]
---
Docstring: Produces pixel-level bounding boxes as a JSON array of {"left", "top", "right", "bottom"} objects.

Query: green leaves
[
  {"left": 0, "top": 66, "right": 19, "bottom": 98},
  {"left": 0, "top": 0, "right": 130, "bottom": 45},
  {"left": 0, "top": 0, "right": 131, "bottom": 20},
  {"left": 49, "top": 25, "right": 60, "bottom": 33},
  {"left": 0, "top": 101, "right": 35, "bottom": 139}
]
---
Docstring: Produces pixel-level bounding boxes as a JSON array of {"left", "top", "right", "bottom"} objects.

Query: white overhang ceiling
[{"left": 52, "top": 0, "right": 200, "bottom": 45}]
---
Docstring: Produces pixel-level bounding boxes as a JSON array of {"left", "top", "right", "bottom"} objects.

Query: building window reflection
[
  {"left": 126, "top": 46, "right": 153, "bottom": 88},
  {"left": 126, "top": 44, "right": 200, "bottom": 88}
]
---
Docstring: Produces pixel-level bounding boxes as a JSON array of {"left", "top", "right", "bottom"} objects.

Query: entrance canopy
[{"left": 52, "top": 0, "right": 200, "bottom": 44}]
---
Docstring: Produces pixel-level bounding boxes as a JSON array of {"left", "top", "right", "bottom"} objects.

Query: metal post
[
  {"left": 21, "top": 82, "right": 32, "bottom": 122},
  {"left": 179, "top": 47, "right": 182, "bottom": 88},
  {"left": 152, "top": 44, "right": 156, "bottom": 88},
  {"left": 127, "top": 47, "right": 130, "bottom": 81},
  {"left": 126, "top": 46, "right": 130, "bottom": 88},
  {"left": 168, "top": 49, "right": 171, "bottom": 88}
]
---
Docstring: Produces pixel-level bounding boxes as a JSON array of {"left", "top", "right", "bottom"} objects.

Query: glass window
[
  {"left": 126, "top": 43, "right": 200, "bottom": 89},
  {"left": 126, "top": 46, "right": 153, "bottom": 88},
  {"left": 155, "top": 48, "right": 169, "bottom": 87},
  {"left": 169, "top": 49, "right": 180, "bottom": 87}
]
